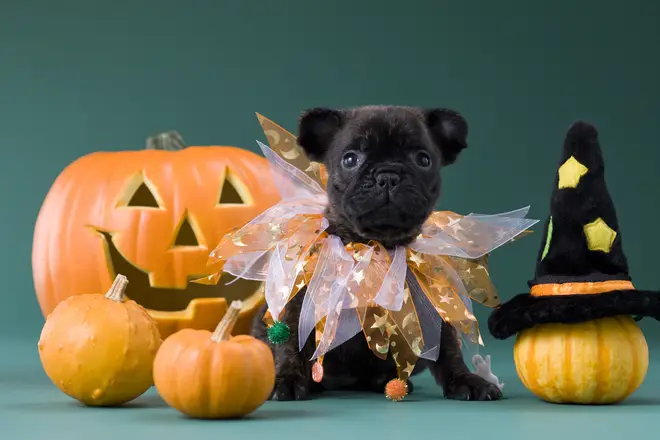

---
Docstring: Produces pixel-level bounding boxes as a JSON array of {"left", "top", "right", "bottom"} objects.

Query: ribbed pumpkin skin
[
  {"left": 514, "top": 316, "right": 648, "bottom": 404},
  {"left": 153, "top": 330, "right": 275, "bottom": 419}
]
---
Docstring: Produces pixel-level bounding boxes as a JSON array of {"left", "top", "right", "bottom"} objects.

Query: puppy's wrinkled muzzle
[
  {"left": 375, "top": 172, "right": 400, "bottom": 191},
  {"left": 340, "top": 162, "right": 436, "bottom": 246},
  {"left": 352, "top": 199, "right": 429, "bottom": 245}
]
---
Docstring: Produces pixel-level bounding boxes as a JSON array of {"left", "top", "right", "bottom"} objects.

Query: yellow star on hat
[
  {"left": 558, "top": 156, "right": 589, "bottom": 189},
  {"left": 583, "top": 217, "right": 617, "bottom": 253}
]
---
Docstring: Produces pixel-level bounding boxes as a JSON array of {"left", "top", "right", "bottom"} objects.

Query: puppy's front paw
[
  {"left": 271, "top": 376, "right": 311, "bottom": 401},
  {"left": 444, "top": 373, "right": 502, "bottom": 401}
]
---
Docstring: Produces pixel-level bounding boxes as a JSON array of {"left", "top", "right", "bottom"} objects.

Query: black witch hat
[{"left": 488, "top": 121, "right": 660, "bottom": 340}]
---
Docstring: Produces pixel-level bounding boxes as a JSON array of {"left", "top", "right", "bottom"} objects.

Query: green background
[{"left": 1, "top": 0, "right": 659, "bottom": 437}]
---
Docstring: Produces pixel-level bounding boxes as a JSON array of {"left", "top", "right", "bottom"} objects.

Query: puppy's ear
[
  {"left": 424, "top": 109, "right": 468, "bottom": 166},
  {"left": 298, "top": 108, "right": 345, "bottom": 162}
]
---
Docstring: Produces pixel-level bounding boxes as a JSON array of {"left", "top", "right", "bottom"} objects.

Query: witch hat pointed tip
[
  {"left": 566, "top": 120, "right": 598, "bottom": 140},
  {"left": 561, "top": 120, "right": 603, "bottom": 167}
]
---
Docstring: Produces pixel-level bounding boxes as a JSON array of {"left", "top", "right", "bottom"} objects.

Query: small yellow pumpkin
[
  {"left": 38, "top": 274, "right": 162, "bottom": 406},
  {"left": 153, "top": 300, "right": 275, "bottom": 419},
  {"left": 514, "top": 315, "right": 648, "bottom": 404}
]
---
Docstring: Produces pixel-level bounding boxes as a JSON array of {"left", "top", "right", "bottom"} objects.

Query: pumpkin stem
[
  {"left": 211, "top": 300, "right": 243, "bottom": 342},
  {"left": 104, "top": 274, "right": 129, "bottom": 302},
  {"left": 146, "top": 131, "right": 187, "bottom": 151}
]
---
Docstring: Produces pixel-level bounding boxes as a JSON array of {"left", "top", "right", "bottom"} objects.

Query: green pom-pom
[{"left": 267, "top": 321, "right": 290, "bottom": 344}]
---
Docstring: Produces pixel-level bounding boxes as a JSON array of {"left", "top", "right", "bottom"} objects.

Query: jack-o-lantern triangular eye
[
  {"left": 218, "top": 168, "right": 249, "bottom": 205},
  {"left": 128, "top": 183, "right": 159, "bottom": 208},
  {"left": 117, "top": 172, "right": 163, "bottom": 209}
]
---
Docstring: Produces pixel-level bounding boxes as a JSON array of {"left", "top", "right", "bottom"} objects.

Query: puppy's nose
[{"left": 376, "top": 172, "right": 400, "bottom": 190}]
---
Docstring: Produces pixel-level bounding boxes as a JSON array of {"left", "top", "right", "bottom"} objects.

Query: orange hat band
[{"left": 530, "top": 280, "right": 635, "bottom": 297}]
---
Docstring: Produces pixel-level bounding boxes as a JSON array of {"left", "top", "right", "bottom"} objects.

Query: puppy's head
[{"left": 297, "top": 105, "right": 468, "bottom": 247}]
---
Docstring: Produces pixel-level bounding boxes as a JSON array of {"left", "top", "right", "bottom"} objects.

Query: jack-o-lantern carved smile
[
  {"left": 98, "top": 230, "right": 261, "bottom": 312},
  {"left": 33, "top": 131, "right": 281, "bottom": 339}
]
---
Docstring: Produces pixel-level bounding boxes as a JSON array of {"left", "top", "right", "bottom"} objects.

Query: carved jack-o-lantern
[{"left": 32, "top": 132, "right": 281, "bottom": 338}]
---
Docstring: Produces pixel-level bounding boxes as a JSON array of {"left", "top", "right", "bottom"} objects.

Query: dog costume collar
[{"left": 195, "top": 114, "right": 539, "bottom": 397}]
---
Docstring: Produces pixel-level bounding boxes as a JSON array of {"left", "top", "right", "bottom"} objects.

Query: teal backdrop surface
[{"left": 1, "top": 1, "right": 660, "bottom": 437}]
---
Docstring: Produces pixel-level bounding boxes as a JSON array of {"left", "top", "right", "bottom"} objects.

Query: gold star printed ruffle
[
  {"left": 558, "top": 156, "right": 589, "bottom": 189},
  {"left": 255, "top": 112, "right": 328, "bottom": 188},
  {"left": 583, "top": 217, "right": 617, "bottom": 253}
]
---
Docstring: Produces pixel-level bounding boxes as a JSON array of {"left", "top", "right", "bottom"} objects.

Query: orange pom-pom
[{"left": 384, "top": 379, "right": 408, "bottom": 402}]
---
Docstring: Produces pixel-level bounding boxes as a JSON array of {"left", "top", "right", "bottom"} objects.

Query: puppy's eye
[
  {"left": 415, "top": 151, "right": 432, "bottom": 168},
  {"left": 342, "top": 152, "right": 359, "bottom": 169}
]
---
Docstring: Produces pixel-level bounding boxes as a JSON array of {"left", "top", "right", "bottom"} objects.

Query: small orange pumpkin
[
  {"left": 514, "top": 316, "right": 648, "bottom": 404},
  {"left": 32, "top": 131, "right": 281, "bottom": 339},
  {"left": 38, "top": 274, "right": 162, "bottom": 406},
  {"left": 153, "top": 300, "right": 275, "bottom": 419}
]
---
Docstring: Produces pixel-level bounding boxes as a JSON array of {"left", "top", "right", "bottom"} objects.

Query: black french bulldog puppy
[{"left": 251, "top": 106, "right": 502, "bottom": 401}]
